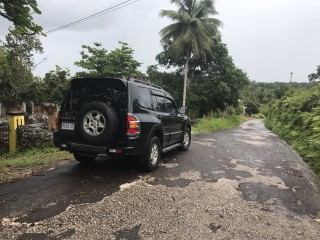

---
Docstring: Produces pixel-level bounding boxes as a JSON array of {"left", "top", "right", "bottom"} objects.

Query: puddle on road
[
  {"left": 159, "top": 162, "right": 179, "bottom": 169},
  {"left": 192, "top": 140, "right": 216, "bottom": 147},
  {"left": 235, "top": 139, "right": 272, "bottom": 146},
  {"left": 232, "top": 133, "right": 266, "bottom": 140},
  {"left": 229, "top": 159, "right": 288, "bottom": 190},
  {"left": 202, "top": 139, "right": 216, "bottom": 142}
]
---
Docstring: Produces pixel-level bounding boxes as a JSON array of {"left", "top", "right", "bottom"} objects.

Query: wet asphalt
[{"left": 0, "top": 119, "right": 320, "bottom": 239}]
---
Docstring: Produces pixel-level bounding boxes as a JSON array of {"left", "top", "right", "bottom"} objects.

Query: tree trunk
[{"left": 183, "top": 53, "right": 190, "bottom": 107}]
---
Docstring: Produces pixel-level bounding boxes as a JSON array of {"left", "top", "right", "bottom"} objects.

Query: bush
[
  {"left": 265, "top": 85, "right": 320, "bottom": 173},
  {"left": 253, "top": 113, "right": 264, "bottom": 119}
]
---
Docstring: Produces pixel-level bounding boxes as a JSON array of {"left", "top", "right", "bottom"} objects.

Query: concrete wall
[{"left": 0, "top": 102, "right": 59, "bottom": 131}]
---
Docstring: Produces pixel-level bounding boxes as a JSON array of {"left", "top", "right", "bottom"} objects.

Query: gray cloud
[{"left": 0, "top": 0, "right": 319, "bottom": 82}]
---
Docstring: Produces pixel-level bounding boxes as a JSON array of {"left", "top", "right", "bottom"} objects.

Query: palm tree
[{"left": 160, "top": 0, "right": 222, "bottom": 106}]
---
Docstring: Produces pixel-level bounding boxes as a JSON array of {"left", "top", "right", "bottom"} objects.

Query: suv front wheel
[
  {"left": 179, "top": 128, "right": 191, "bottom": 151},
  {"left": 142, "top": 136, "right": 161, "bottom": 172}
]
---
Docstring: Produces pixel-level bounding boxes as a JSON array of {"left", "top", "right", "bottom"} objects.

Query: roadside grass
[
  {"left": 193, "top": 114, "right": 245, "bottom": 134},
  {"left": 252, "top": 113, "right": 265, "bottom": 119},
  {"left": 0, "top": 148, "right": 72, "bottom": 183}
]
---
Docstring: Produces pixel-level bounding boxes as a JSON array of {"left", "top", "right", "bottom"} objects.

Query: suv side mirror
[{"left": 178, "top": 106, "right": 187, "bottom": 115}]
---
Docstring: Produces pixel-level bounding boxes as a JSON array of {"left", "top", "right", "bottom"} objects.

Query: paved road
[{"left": 1, "top": 119, "right": 320, "bottom": 239}]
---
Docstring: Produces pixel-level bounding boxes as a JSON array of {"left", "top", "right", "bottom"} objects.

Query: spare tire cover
[{"left": 77, "top": 102, "right": 118, "bottom": 144}]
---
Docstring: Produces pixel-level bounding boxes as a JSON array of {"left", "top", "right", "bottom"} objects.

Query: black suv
[{"left": 54, "top": 77, "right": 191, "bottom": 171}]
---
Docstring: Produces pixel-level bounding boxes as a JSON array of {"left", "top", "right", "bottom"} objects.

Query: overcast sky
[{"left": 0, "top": 0, "right": 319, "bottom": 82}]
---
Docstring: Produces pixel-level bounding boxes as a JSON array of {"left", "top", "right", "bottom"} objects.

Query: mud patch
[
  {"left": 17, "top": 229, "right": 75, "bottom": 240},
  {"left": 114, "top": 225, "right": 141, "bottom": 240},
  {"left": 153, "top": 178, "right": 193, "bottom": 188},
  {"left": 209, "top": 223, "right": 222, "bottom": 233}
]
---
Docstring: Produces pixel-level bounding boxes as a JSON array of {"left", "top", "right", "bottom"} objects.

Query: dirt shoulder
[{"left": 0, "top": 149, "right": 72, "bottom": 184}]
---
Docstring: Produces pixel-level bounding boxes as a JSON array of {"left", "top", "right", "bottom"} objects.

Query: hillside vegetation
[{"left": 265, "top": 85, "right": 320, "bottom": 172}]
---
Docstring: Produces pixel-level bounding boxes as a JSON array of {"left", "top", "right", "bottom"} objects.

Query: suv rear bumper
[
  {"left": 53, "top": 131, "right": 145, "bottom": 156},
  {"left": 56, "top": 142, "right": 137, "bottom": 155}
]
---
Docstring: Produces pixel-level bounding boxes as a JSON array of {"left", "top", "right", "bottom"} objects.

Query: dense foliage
[
  {"left": 265, "top": 86, "right": 320, "bottom": 172},
  {"left": 42, "top": 66, "right": 71, "bottom": 102},
  {"left": 308, "top": 65, "right": 320, "bottom": 82},
  {"left": 0, "top": 0, "right": 43, "bottom": 34},
  {"left": 0, "top": 37, "right": 141, "bottom": 104},
  {"left": 150, "top": 43, "right": 249, "bottom": 117},
  {"left": 75, "top": 42, "right": 143, "bottom": 78},
  {"left": 0, "top": 28, "right": 43, "bottom": 102},
  {"left": 240, "top": 81, "right": 314, "bottom": 115}
]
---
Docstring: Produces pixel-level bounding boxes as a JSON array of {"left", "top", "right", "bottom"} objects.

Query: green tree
[
  {"left": 0, "top": 28, "right": 43, "bottom": 101},
  {"left": 159, "top": 0, "right": 222, "bottom": 106},
  {"left": 21, "top": 76, "right": 45, "bottom": 102},
  {"left": 148, "top": 43, "right": 249, "bottom": 117},
  {"left": 0, "top": 0, "right": 43, "bottom": 34},
  {"left": 0, "top": 45, "right": 11, "bottom": 101},
  {"left": 188, "top": 43, "right": 249, "bottom": 116},
  {"left": 75, "top": 41, "right": 143, "bottom": 78},
  {"left": 147, "top": 65, "right": 183, "bottom": 107},
  {"left": 42, "top": 65, "right": 71, "bottom": 103},
  {"left": 308, "top": 65, "right": 320, "bottom": 82}
]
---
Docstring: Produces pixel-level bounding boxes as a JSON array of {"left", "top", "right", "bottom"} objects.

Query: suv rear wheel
[
  {"left": 142, "top": 136, "right": 161, "bottom": 172},
  {"left": 77, "top": 102, "right": 118, "bottom": 144}
]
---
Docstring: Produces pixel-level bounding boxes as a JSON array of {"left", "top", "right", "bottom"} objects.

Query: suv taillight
[
  {"left": 56, "top": 111, "right": 61, "bottom": 129},
  {"left": 127, "top": 113, "right": 140, "bottom": 136}
]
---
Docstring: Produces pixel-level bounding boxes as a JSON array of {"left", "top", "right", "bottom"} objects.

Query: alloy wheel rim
[
  {"left": 183, "top": 132, "right": 190, "bottom": 147},
  {"left": 150, "top": 143, "right": 159, "bottom": 165},
  {"left": 83, "top": 110, "right": 106, "bottom": 136}
]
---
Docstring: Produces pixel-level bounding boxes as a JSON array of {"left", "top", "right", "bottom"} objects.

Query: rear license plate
[{"left": 61, "top": 122, "right": 75, "bottom": 130}]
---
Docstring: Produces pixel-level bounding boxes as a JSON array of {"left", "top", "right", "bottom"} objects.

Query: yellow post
[{"left": 7, "top": 111, "right": 25, "bottom": 152}]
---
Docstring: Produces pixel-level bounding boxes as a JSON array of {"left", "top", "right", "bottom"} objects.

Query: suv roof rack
[{"left": 130, "top": 78, "right": 163, "bottom": 90}]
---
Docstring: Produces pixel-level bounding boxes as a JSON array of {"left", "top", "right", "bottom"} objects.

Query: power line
[{"left": 45, "top": 0, "right": 140, "bottom": 34}]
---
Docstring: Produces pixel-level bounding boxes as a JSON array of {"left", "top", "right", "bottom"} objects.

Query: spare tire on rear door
[{"left": 77, "top": 102, "right": 118, "bottom": 144}]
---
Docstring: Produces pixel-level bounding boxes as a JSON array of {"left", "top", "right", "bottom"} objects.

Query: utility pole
[{"left": 289, "top": 72, "right": 293, "bottom": 89}]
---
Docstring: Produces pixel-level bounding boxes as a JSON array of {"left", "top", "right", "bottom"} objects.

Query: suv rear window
[{"left": 62, "top": 79, "right": 127, "bottom": 113}]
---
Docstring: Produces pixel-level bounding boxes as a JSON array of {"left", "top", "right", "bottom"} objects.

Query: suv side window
[
  {"left": 164, "top": 98, "right": 176, "bottom": 114},
  {"left": 152, "top": 95, "right": 166, "bottom": 112},
  {"left": 138, "top": 87, "right": 152, "bottom": 110}
]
